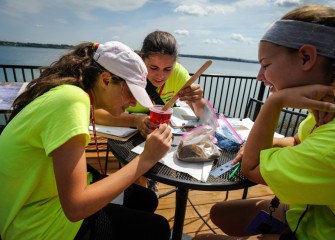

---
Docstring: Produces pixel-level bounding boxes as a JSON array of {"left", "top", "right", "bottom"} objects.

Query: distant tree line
[
  {"left": 179, "top": 54, "right": 258, "bottom": 64},
  {"left": 0, "top": 41, "right": 73, "bottom": 49},
  {"left": 0, "top": 41, "right": 258, "bottom": 63}
]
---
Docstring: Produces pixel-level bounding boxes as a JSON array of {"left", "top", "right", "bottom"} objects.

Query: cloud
[
  {"left": 2, "top": 0, "right": 149, "bottom": 18},
  {"left": 111, "top": 36, "right": 120, "bottom": 40},
  {"left": 178, "top": 41, "right": 187, "bottom": 47},
  {"left": 3, "top": 0, "right": 43, "bottom": 14},
  {"left": 74, "top": 10, "right": 95, "bottom": 21},
  {"left": 174, "top": 29, "right": 189, "bottom": 36},
  {"left": 174, "top": 4, "right": 234, "bottom": 16},
  {"left": 75, "top": 0, "right": 148, "bottom": 11},
  {"left": 55, "top": 18, "right": 68, "bottom": 25},
  {"left": 202, "top": 38, "right": 224, "bottom": 44},
  {"left": 274, "top": 0, "right": 302, "bottom": 7},
  {"left": 230, "top": 33, "right": 253, "bottom": 44},
  {"left": 34, "top": 24, "right": 43, "bottom": 28},
  {"left": 233, "top": 0, "right": 268, "bottom": 7}
]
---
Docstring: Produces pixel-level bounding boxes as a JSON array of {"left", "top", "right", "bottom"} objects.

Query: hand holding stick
[{"left": 161, "top": 60, "right": 212, "bottom": 111}]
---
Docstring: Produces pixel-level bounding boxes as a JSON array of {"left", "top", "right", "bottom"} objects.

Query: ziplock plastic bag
[
  {"left": 198, "top": 100, "right": 219, "bottom": 129},
  {"left": 215, "top": 114, "right": 244, "bottom": 151},
  {"left": 176, "top": 125, "right": 221, "bottom": 162}
]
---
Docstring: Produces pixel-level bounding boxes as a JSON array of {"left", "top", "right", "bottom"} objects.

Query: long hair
[
  {"left": 140, "top": 30, "right": 178, "bottom": 61},
  {"left": 9, "top": 42, "right": 101, "bottom": 121}
]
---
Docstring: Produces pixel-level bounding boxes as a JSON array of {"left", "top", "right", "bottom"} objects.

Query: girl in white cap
[
  {"left": 0, "top": 41, "right": 171, "bottom": 239},
  {"left": 194, "top": 4, "right": 335, "bottom": 240},
  {"left": 94, "top": 30, "right": 206, "bottom": 138},
  {"left": 94, "top": 30, "right": 207, "bottom": 194}
]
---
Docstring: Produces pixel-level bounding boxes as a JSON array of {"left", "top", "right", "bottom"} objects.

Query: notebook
[{"left": 89, "top": 124, "right": 138, "bottom": 141}]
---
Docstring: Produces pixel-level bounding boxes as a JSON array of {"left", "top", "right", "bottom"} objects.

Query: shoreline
[
  {"left": 0, "top": 41, "right": 73, "bottom": 49},
  {"left": 0, "top": 40, "right": 258, "bottom": 64}
]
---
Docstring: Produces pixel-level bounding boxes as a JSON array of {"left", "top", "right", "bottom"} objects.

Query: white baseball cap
[{"left": 93, "top": 41, "right": 153, "bottom": 108}]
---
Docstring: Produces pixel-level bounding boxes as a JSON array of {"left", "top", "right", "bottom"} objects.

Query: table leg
[{"left": 171, "top": 187, "right": 189, "bottom": 240}]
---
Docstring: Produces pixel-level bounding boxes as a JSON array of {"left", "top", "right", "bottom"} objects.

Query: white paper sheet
[
  {"left": 227, "top": 118, "right": 284, "bottom": 140},
  {"left": 170, "top": 104, "right": 199, "bottom": 127},
  {"left": 131, "top": 142, "right": 213, "bottom": 182}
]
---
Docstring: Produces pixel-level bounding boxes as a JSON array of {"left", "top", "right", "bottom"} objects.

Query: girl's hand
[
  {"left": 311, "top": 93, "right": 335, "bottom": 126},
  {"left": 274, "top": 84, "right": 335, "bottom": 112},
  {"left": 141, "top": 124, "right": 172, "bottom": 166},
  {"left": 178, "top": 84, "right": 203, "bottom": 103},
  {"left": 232, "top": 143, "right": 245, "bottom": 165},
  {"left": 134, "top": 115, "right": 153, "bottom": 138}
]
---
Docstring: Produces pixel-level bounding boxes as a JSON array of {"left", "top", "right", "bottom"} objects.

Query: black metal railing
[
  {"left": 1, "top": 64, "right": 265, "bottom": 119},
  {"left": 244, "top": 98, "right": 308, "bottom": 137},
  {"left": 195, "top": 74, "right": 268, "bottom": 118},
  {"left": 0, "top": 64, "right": 45, "bottom": 83},
  {"left": 0, "top": 64, "right": 307, "bottom": 136}
]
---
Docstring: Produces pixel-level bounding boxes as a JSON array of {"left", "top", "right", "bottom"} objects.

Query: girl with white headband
[{"left": 194, "top": 4, "right": 335, "bottom": 240}]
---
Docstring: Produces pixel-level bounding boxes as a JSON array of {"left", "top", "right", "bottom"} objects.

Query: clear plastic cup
[{"left": 149, "top": 105, "right": 173, "bottom": 129}]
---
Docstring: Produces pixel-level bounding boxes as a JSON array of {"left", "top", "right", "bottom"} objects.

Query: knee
[
  {"left": 153, "top": 214, "right": 171, "bottom": 240},
  {"left": 210, "top": 203, "right": 223, "bottom": 226}
]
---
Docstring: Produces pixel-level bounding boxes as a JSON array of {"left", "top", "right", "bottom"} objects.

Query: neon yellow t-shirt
[
  {"left": 260, "top": 114, "right": 335, "bottom": 239},
  {"left": 126, "top": 62, "right": 190, "bottom": 113},
  {"left": 0, "top": 85, "right": 91, "bottom": 239}
]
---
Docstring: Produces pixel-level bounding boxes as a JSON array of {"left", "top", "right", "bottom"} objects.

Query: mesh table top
[{"left": 108, "top": 132, "right": 255, "bottom": 191}]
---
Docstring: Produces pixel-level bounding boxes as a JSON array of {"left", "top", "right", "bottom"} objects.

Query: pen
[{"left": 228, "top": 163, "right": 240, "bottom": 179}]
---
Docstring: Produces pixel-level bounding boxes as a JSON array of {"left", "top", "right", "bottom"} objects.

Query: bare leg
[
  {"left": 210, "top": 198, "right": 286, "bottom": 236},
  {"left": 193, "top": 198, "right": 286, "bottom": 239}
]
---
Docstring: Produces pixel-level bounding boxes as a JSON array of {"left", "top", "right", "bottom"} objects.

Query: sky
[{"left": 0, "top": 0, "right": 334, "bottom": 61}]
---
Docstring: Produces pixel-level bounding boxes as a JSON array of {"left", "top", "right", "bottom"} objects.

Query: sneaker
[{"left": 147, "top": 178, "right": 159, "bottom": 197}]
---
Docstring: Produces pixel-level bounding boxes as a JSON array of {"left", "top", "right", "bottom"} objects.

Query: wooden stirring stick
[{"left": 161, "top": 60, "right": 212, "bottom": 111}]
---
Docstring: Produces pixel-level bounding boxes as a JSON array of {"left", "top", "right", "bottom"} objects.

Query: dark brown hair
[
  {"left": 9, "top": 42, "right": 102, "bottom": 121},
  {"left": 140, "top": 30, "right": 178, "bottom": 61},
  {"left": 281, "top": 4, "right": 335, "bottom": 26}
]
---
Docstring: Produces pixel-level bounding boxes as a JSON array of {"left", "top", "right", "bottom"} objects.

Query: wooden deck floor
[{"left": 86, "top": 147, "right": 274, "bottom": 239}]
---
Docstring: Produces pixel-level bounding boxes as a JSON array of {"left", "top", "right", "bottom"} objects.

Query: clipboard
[{"left": 89, "top": 125, "right": 139, "bottom": 141}]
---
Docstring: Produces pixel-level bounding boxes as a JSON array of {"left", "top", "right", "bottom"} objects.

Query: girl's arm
[
  {"left": 94, "top": 109, "right": 143, "bottom": 127},
  {"left": 51, "top": 124, "right": 172, "bottom": 221},
  {"left": 242, "top": 84, "right": 335, "bottom": 184},
  {"left": 94, "top": 109, "right": 152, "bottom": 137}
]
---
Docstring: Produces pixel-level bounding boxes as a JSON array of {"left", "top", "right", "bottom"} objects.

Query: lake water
[{"left": 0, "top": 46, "right": 259, "bottom": 77}]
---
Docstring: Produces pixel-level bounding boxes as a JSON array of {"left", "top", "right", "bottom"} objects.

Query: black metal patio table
[{"left": 108, "top": 133, "right": 255, "bottom": 240}]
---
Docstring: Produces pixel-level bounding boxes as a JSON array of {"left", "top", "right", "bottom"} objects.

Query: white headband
[{"left": 261, "top": 20, "right": 335, "bottom": 59}]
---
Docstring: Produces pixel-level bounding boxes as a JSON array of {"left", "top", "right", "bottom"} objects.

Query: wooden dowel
[{"left": 161, "top": 60, "right": 212, "bottom": 111}]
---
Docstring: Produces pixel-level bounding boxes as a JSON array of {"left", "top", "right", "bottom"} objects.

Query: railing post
[
  {"left": 257, "top": 81, "right": 266, "bottom": 101},
  {"left": 253, "top": 82, "right": 266, "bottom": 118}
]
